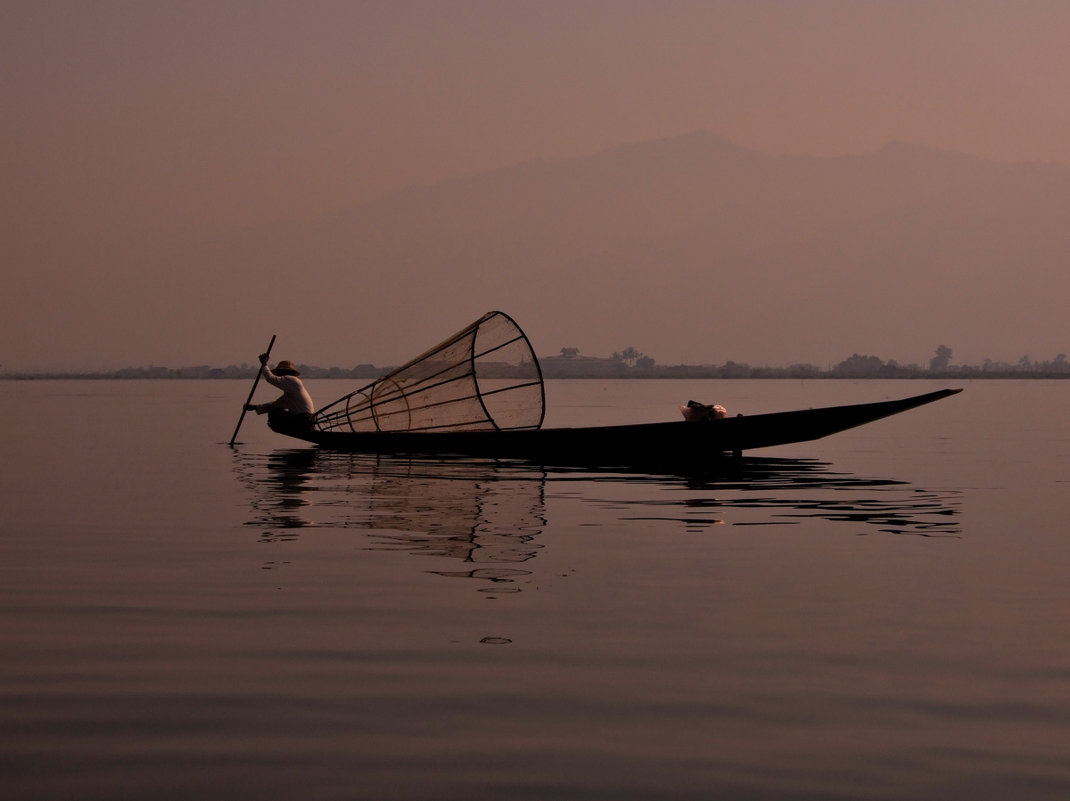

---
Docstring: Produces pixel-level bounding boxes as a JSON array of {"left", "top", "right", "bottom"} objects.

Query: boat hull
[{"left": 268, "top": 389, "right": 962, "bottom": 467}]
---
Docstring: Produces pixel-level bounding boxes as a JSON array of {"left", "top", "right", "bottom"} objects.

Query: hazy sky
[{"left": 4, "top": 1, "right": 1070, "bottom": 371}]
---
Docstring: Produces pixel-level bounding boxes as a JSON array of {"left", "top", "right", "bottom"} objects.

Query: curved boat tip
[{"left": 924, "top": 387, "right": 964, "bottom": 403}]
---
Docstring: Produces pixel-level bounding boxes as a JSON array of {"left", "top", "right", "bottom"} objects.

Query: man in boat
[{"left": 244, "top": 353, "right": 315, "bottom": 430}]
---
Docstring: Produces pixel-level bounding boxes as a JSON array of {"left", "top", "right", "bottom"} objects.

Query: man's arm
[{"left": 257, "top": 352, "right": 284, "bottom": 390}]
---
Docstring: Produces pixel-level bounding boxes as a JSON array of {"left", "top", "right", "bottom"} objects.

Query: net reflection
[{"left": 236, "top": 449, "right": 548, "bottom": 594}]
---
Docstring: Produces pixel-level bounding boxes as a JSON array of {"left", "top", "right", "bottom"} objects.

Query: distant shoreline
[{"left": 3, "top": 366, "right": 1068, "bottom": 381}]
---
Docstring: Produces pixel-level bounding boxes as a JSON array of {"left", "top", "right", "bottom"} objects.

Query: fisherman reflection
[{"left": 251, "top": 449, "right": 319, "bottom": 538}]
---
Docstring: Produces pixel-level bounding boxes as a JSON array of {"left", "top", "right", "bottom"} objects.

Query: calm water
[{"left": 2, "top": 379, "right": 1068, "bottom": 800}]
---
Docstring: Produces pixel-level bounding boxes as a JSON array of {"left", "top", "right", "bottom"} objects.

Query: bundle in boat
[{"left": 313, "top": 311, "right": 545, "bottom": 435}]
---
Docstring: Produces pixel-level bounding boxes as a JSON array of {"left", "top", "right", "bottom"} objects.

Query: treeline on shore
[{"left": 5, "top": 352, "right": 1070, "bottom": 380}]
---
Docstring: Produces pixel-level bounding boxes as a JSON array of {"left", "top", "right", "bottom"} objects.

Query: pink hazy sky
[{"left": 4, "top": 1, "right": 1070, "bottom": 370}]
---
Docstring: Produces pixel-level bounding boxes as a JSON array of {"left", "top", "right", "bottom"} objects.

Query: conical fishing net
[{"left": 313, "top": 311, "right": 545, "bottom": 434}]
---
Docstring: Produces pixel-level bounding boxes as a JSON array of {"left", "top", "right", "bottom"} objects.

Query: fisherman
[{"left": 245, "top": 353, "right": 315, "bottom": 428}]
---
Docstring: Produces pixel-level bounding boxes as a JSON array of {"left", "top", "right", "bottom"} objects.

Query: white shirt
[{"left": 262, "top": 366, "right": 316, "bottom": 414}]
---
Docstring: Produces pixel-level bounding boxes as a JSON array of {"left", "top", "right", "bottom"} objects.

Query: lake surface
[{"left": 2, "top": 378, "right": 1068, "bottom": 800}]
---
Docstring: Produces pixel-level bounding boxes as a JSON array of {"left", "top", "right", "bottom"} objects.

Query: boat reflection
[
  {"left": 572, "top": 457, "right": 962, "bottom": 538},
  {"left": 235, "top": 451, "right": 962, "bottom": 594}
]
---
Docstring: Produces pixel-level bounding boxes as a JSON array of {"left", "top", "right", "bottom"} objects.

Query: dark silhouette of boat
[{"left": 264, "top": 312, "right": 962, "bottom": 466}]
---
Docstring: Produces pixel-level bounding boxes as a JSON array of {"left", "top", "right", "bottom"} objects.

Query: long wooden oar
[{"left": 228, "top": 334, "right": 276, "bottom": 446}]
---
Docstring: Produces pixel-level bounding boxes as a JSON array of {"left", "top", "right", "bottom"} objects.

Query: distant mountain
[{"left": 172, "top": 131, "right": 1070, "bottom": 368}]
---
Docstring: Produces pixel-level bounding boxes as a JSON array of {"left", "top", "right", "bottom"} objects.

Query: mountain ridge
[{"left": 158, "top": 131, "right": 1069, "bottom": 369}]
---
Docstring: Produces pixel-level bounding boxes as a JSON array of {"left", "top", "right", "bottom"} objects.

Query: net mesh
[{"left": 313, "top": 311, "right": 545, "bottom": 434}]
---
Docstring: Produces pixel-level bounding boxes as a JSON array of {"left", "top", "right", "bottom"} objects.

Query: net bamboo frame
[{"left": 313, "top": 311, "right": 545, "bottom": 435}]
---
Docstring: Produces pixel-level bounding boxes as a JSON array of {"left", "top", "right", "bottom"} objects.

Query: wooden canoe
[{"left": 268, "top": 388, "right": 962, "bottom": 467}]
